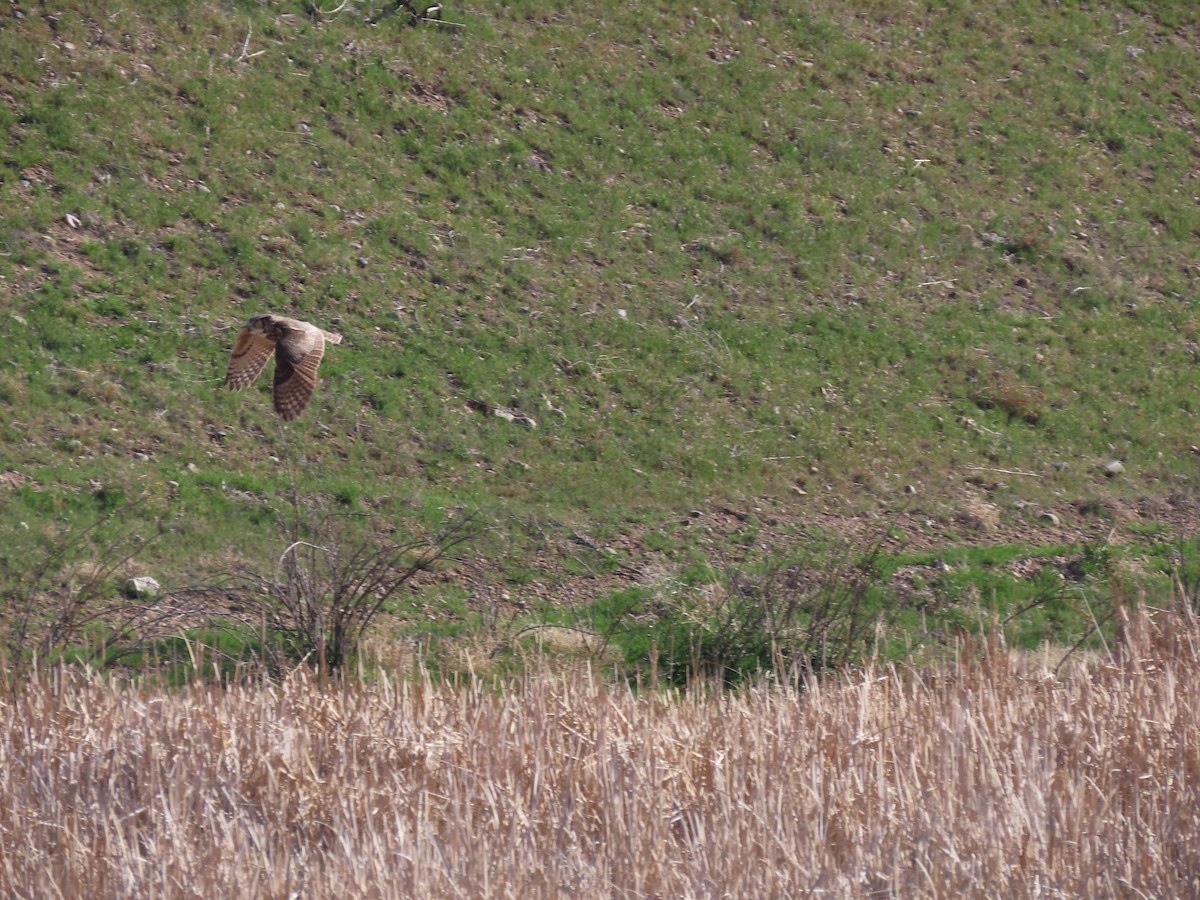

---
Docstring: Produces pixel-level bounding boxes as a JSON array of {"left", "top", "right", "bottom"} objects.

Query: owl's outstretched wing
[
  {"left": 225, "top": 328, "right": 277, "bottom": 391},
  {"left": 272, "top": 322, "right": 328, "bottom": 421}
]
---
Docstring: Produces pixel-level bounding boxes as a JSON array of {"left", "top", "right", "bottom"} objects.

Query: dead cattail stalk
[{"left": 0, "top": 605, "right": 1196, "bottom": 896}]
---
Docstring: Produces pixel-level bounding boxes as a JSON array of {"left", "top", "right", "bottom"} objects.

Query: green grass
[
  {"left": 1, "top": 0, "right": 1198, "bottom": 671},
  {"left": 531, "top": 534, "right": 1197, "bottom": 685}
]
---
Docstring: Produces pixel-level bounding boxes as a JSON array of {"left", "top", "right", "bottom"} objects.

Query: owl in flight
[{"left": 225, "top": 314, "right": 342, "bottom": 421}]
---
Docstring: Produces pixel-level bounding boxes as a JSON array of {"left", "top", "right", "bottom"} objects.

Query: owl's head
[{"left": 246, "top": 314, "right": 280, "bottom": 337}]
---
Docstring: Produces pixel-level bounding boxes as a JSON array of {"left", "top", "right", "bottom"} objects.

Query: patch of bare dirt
[{"left": 428, "top": 494, "right": 1200, "bottom": 615}]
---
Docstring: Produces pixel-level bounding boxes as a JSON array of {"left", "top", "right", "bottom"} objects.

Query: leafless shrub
[
  {"left": 236, "top": 511, "right": 476, "bottom": 676},
  {"left": 653, "top": 544, "right": 886, "bottom": 685},
  {"left": 0, "top": 502, "right": 180, "bottom": 682}
]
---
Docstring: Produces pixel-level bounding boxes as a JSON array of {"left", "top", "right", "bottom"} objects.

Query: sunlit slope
[{"left": 1, "top": 1, "right": 1197, "bottom": 573}]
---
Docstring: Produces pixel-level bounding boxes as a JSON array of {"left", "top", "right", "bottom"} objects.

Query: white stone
[{"left": 125, "top": 576, "right": 160, "bottom": 598}]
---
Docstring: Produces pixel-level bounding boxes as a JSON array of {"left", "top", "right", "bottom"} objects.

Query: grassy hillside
[{"left": 2, "top": 1, "right": 1199, "bottom": 668}]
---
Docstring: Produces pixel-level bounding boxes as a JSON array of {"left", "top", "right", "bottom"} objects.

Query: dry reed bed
[{"left": 1, "top": 608, "right": 1198, "bottom": 898}]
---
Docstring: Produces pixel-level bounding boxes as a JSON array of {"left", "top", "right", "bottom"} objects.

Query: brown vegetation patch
[
  {"left": 0, "top": 471, "right": 28, "bottom": 490},
  {"left": 1, "top": 606, "right": 1197, "bottom": 896}
]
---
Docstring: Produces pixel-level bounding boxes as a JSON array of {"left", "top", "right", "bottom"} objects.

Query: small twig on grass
[
  {"left": 235, "top": 26, "right": 265, "bottom": 63},
  {"left": 962, "top": 465, "right": 1043, "bottom": 478},
  {"left": 420, "top": 15, "right": 466, "bottom": 29},
  {"left": 314, "top": 0, "right": 353, "bottom": 16}
]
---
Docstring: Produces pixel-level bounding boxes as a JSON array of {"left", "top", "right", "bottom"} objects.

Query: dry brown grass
[{"left": 1, "top": 607, "right": 1198, "bottom": 898}]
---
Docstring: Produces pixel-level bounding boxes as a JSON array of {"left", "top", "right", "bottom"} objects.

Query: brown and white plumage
[{"left": 225, "top": 314, "right": 342, "bottom": 421}]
